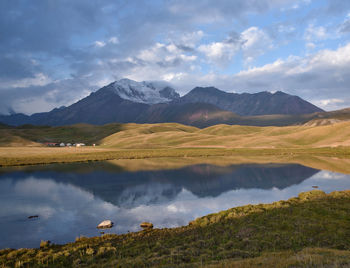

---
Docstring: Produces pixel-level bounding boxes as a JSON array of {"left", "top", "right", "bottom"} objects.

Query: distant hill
[
  {"left": 0, "top": 122, "right": 11, "bottom": 129},
  {"left": 0, "top": 79, "right": 326, "bottom": 127},
  {"left": 177, "top": 87, "right": 324, "bottom": 116},
  {"left": 0, "top": 123, "right": 124, "bottom": 146},
  {"left": 1, "top": 121, "right": 350, "bottom": 148},
  {"left": 99, "top": 121, "right": 350, "bottom": 149}
]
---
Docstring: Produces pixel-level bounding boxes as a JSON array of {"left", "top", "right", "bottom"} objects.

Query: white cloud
[
  {"left": 306, "top": 42, "right": 316, "bottom": 50},
  {"left": 108, "top": 36, "right": 119, "bottom": 44},
  {"left": 280, "top": 0, "right": 311, "bottom": 11},
  {"left": 339, "top": 13, "right": 350, "bottom": 33},
  {"left": 314, "top": 99, "right": 345, "bottom": 110},
  {"left": 171, "top": 42, "right": 350, "bottom": 110},
  {"left": 176, "top": 30, "right": 204, "bottom": 49},
  {"left": 0, "top": 73, "right": 52, "bottom": 88},
  {"left": 304, "top": 24, "right": 328, "bottom": 42},
  {"left": 277, "top": 24, "right": 296, "bottom": 33},
  {"left": 138, "top": 43, "right": 165, "bottom": 62},
  {"left": 198, "top": 27, "right": 273, "bottom": 66},
  {"left": 241, "top": 27, "right": 274, "bottom": 63},
  {"left": 162, "top": 72, "right": 185, "bottom": 82},
  {"left": 94, "top": 41, "right": 106, "bottom": 47},
  {"left": 94, "top": 37, "right": 118, "bottom": 48},
  {"left": 198, "top": 41, "right": 240, "bottom": 66},
  {"left": 137, "top": 42, "right": 197, "bottom": 64},
  {"left": 168, "top": 0, "right": 300, "bottom": 24}
]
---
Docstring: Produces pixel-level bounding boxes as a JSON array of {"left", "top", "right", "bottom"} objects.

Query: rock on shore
[
  {"left": 97, "top": 220, "right": 113, "bottom": 229},
  {"left": 140, "top": 222, "right": 153, "bottom": 229}
]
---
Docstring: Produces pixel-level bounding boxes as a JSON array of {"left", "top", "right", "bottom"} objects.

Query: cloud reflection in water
[{"left": 0, "top": 163, "right": 349, "bottom": 249}]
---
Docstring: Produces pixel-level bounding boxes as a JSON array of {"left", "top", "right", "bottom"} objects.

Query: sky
[{"left": 1, "top": 0, "right": 350, "bottom": 115}]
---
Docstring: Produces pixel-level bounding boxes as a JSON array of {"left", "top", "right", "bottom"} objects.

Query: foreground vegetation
[{"left": 1, "top": 190, "right": 350, "bottom": 267}]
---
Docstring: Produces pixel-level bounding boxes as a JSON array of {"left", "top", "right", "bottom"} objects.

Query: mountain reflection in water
[{"left": 0, "top": 161, "right": 350, "bottom": 249}]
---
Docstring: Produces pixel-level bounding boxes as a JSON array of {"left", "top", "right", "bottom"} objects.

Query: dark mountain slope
[
  {"left": 30, "top": 85, "right": 149, "bottom": 125},
  {"left": 177, "top": 87, "right": 324, "bottom": 116},
  {"left": 136, "top": 102, "right": 234, "bottom": 125},
  {"left": 0, "top": 80, "right": 327, "bottom": 127},
  {"left": 0, "top": 113, "right": 31, "bottom": 126},
  {"left": 0, "top": 84, "right": 150, "bottom": 126}
]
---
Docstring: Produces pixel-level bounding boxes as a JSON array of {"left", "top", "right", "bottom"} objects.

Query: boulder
[
  {"left": 97, "top": 220, "right": 113, "bottom": 229},
  {"left": 140, "top": 222, "right": 153, "bottom": 229},
  {"left": 40, "top": 240, "right": 51, "bottom": 248}
]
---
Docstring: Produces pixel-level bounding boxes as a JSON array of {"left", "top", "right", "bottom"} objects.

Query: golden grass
[
  {"left": 1, "top": 121, "right": 350, "bottom": 167},
  {"left": 206, "top": 248, "right": 350, "bottom": 267},
  {"left": 1, "top": 147, "right": 350, "bottom": 175},
  {"left": 107, "top": 155, "right": 350, "bottom": 174},
  {"left": 101, "top": 121, "right": 350, "bottom": 149}
]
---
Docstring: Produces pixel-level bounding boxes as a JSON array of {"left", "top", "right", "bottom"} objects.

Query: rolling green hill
[{"left": 0, "top": 123, "right": 124, "bottom": 146}]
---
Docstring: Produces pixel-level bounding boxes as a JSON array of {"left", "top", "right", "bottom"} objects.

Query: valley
[{"left": 1, "top": 121, "right": 350, "bottom": 167}]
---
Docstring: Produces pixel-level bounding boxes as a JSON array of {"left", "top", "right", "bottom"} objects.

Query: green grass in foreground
[{"left": 1, "top": 190, "right": 350, "bottom": 267}]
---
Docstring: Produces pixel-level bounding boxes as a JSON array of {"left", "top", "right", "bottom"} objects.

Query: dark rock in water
[
  {"left": 28, "top": 215, "right": 39, "bottom": 219},
  {"left": 140, "top": 222, "right": 153, "bottom": 229},
  {"left": 312, "top": 186, "right": 319, "bottom": 189},
  {"left": 97, "top": 220, "right": 113, "bottom": 229}
]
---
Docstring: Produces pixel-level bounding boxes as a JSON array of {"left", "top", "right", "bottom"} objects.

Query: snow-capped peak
[{"left": 109, "top": 78, "right": 179, "bottom": 104}]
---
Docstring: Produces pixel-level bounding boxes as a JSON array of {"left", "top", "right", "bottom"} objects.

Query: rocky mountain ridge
[{"left": 0, "top": 78, "right": 325, "bottom": 127}]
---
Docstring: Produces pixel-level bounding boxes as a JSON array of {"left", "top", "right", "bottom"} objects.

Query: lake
[{"left": 1, "top": 159, "right": 350, "bottom": 249}]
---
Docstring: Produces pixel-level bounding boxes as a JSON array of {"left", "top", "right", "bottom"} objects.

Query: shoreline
[
  {"left": 1, "top": 146, "right": 350, "bottom": 167},
  {"left": 1, "top": 190, "right": 350, "bottom": 267}
]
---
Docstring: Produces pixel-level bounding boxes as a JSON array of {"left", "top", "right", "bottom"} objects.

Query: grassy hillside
[
  {"left": 2, "top": 121, "right": 349, "bottom": 149},
  {"left": 101, "top": 121, "right": 350, "bottom": 149},
  {"left": 0, "top": 123, "right": 125, "bottom": 146},
  {"left": 1, "top": 121, "right": 350, "bottom": 166},
  {"left": 1, "top": 190, "right": 350, "bottom": 267}
]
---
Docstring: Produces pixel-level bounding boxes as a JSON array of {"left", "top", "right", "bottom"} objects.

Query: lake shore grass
[
  {"left": 1, "top": 190, "right": 350, "bottom": 267},
  {"left": 1, "top": 146, "right": 350, "bottom": 168}
]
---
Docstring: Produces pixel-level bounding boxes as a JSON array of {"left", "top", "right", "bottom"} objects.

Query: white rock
[{"left": 97, "top": 220, "right": 113, "bottom": 229}]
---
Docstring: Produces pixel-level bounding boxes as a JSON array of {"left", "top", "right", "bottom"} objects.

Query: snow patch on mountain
[{"left": 110, "top": 78, "right": 179, "bottom": 104}]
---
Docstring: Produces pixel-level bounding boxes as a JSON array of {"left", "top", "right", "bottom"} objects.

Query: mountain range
[{"left": 0, "top": 78, "right": 325, "bottom": 127}]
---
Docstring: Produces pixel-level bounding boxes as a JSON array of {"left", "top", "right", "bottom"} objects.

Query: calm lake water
[{"left": 1, "top": 160, "right": 350, "bottom": 249}]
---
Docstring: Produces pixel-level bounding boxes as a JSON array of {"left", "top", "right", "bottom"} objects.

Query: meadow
[{"left": 0, "top": 121, "right": 350, "bottom": 167}]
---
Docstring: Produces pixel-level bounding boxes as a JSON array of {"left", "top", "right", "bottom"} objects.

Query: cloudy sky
[{"left": 1, "top": 0, "right": 350, "bottom": 115}]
